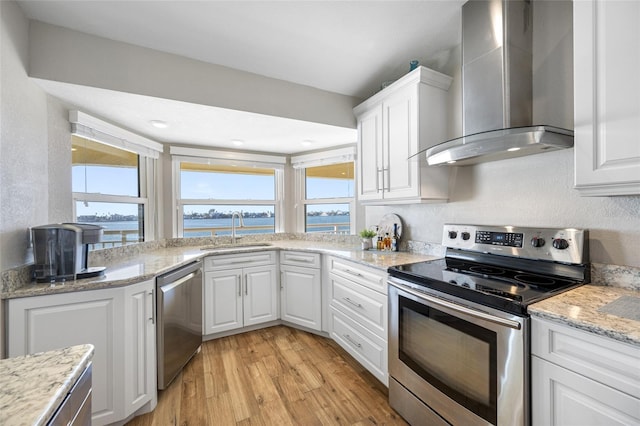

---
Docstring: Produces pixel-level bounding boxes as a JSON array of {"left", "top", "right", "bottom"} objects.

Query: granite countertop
[
  {"left": 0, "top": 344, "right": 94, "bottom": 426},
  {"left": 529, "top": 285, "right": 640, "bottom": 347},
  {"left": 2, "top": 240, "right": 437, "bottom": 299}
]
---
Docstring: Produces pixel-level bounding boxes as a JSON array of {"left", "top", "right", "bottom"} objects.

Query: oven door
[{"left": 388, "top": 277, "right": 529, "bottom": 426}]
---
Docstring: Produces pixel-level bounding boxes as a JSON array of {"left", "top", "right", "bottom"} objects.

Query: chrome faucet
[{"left": 231, "top": 211, "right": 245, "bottom": 244}]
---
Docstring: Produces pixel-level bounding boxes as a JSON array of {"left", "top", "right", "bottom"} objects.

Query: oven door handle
[{"left": 388, "top": 278, "right": 522, "bottom": 330}]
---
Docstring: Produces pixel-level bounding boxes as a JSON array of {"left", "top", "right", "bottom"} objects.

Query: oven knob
[
  {"left": 448, "top": 231, "right": 458, "bottom": 239},
  {"left": 531, "top": 237, "right": 545, "bottom": 248},
  {"left": 461, "top": 232, "right": 471, "bottom": 241},
  {"left": 552, "top": 238, "right": 569, "bottom": 250}
]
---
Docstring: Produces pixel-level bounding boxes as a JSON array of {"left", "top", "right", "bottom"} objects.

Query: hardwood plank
[
  {"left": 246, "top": 361, "right": 281, "bottom": 405},
  {"left": 222, "top": 348, "right": 260, "bottom": 422},
  {"left": 125, "top": 325, "right": 407, "bottom": 426}
]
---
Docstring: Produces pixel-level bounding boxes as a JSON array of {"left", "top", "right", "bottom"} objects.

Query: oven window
[{"left": 399, "top": 296, "right": 497, "bottom": 424}]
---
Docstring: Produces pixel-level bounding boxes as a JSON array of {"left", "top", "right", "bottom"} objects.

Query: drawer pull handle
[
  {"left": 344, "top": 269, "right": 363, "bottom": 277},
  {"left": 288, "top": 256, "right": 313, "bottom": 263},
  {"left": 343, "top": 297, "right": 363, "bottom": 309},
  {"left": 343, "top": 334, "right": 362, "bottom": 349}
]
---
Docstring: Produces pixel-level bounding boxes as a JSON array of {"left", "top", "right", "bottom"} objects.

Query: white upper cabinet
[
  {"left": 574, "top": 0, "right": 640, "bottom": 196},
  {"left": 354, "top": 66, "right": 453, "bottom": 204}
]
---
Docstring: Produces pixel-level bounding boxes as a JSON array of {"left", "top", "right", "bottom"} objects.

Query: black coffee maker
[{"left": 31, "top": 223, "right": 106, "bottom": 283}]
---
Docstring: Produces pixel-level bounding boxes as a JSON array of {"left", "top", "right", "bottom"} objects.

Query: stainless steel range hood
[{"left": 425, "top": 0, "right": 573, "bottom": 166}]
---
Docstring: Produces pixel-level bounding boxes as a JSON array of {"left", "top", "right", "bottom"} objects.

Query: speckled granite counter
[
  {"left": 0, "top": 344, "right": 94, "bottom": 426},
  {"left": 529, "top": 285, "right": 640, "bottom": 347},
  {"left": 1, "top": 240, "right": 437, "bottom": 300}
]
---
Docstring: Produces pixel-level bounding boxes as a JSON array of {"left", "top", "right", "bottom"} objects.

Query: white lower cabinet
[
  {"left": 327, "top": 256, "right": 388, "bottom": 385},
  {"left": 531, "top": 317, "right": 640, "bottom": 426},
  {"left": 6, "top": 279, "right": 157, "bottom": 426},
  {"left": 123, "top": 281, "right": 157, "bottom": 416},
  {"left": 280, "top": 251, "right": 322, "bottom": 331},
  {"left": 203, "top": 252, "right": 278, "bottom": 336},
  {"left": 330, "top": 307, "right": 387, "bottom": 384}
]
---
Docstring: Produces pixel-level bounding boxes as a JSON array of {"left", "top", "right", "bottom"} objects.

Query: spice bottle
[{"left": 391, "top": 223, "right": 398, "bottom": 251}]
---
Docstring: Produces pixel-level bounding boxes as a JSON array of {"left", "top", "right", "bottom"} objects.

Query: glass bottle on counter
[
  {"left": 384, "top": 233, "right": 391, "bottom": 250},
  {"left": 392, "top": 223, "right": 399, "bottom": 251}
]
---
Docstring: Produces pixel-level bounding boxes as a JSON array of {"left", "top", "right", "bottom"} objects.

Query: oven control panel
[
  {"left": 442, "top": 224, "right": 589, "bottom": 264},
  {"left": 475, "top": 230, "right": 523, "bottom": 247}
]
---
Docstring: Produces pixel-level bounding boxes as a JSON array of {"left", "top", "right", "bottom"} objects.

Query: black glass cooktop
[{"left": 388, "top": 257, "right": 585, "bottom": 316}]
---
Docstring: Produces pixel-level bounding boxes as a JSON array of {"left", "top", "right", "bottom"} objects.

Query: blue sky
[{"left": 74, "top": 166, "right": 353, "bottom": 217}]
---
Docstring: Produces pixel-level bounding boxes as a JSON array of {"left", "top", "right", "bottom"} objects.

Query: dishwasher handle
[
  {"left": 159, "top": 272, "right": 197, "bottom": 294},
  {"left": 156, "top": 260, "right": 202, "bottom": 286}
]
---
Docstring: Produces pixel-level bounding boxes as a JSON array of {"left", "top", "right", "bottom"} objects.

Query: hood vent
[{"left": 425, "top": 0, "right": 573, "bottom": 166}]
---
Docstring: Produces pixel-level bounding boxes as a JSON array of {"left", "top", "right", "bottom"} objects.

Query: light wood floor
[{"left": 126, "top": 325, "right": 408, "bottom": 425}]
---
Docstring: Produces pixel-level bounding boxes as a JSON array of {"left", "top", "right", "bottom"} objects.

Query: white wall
[
  {"left": 366, "top": 1, "right": 640, "bottom": 268},
  {"left": 1, "top": 0, "right": 49, "bottom": 270},
  {"left": 28, "top": 21, "right": 360, "bottom": 130},
  {"left": 0, "top": 1, "right": 72, "bottom": 271}
]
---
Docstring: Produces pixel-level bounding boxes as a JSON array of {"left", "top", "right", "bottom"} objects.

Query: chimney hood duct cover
[{"left": 424, "top": 0, "right": 573, "bottom": 166}]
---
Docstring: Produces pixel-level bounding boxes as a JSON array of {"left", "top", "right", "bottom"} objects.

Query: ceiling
[{"left": 18, "top": 1, "right": 464, "bottom": 155}]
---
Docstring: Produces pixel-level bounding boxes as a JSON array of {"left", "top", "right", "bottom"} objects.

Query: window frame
[
  {"left": 171, "top": 152, "right": 286, "bottom": 238},
  {"left": 292, "top": 147, "right": 356, "bottom": 234},
  {"left": 71, "top": 141, "right": 156, "bottom": 247},
  {"left": 69, "top": 111, "right": 162, "bottom": 247}
]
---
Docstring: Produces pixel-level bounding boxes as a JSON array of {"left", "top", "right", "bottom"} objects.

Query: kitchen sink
[{"left": 200, "top": 242, "right": 272, "bottom": 251}]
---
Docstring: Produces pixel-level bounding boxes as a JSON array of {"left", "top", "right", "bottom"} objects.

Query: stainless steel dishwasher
[{"left": 156, "top": 260, "right": 203, "bottom": 390}]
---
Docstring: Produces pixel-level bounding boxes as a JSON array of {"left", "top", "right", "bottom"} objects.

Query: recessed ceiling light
[
  {"left": 447, "top": 160, "right": 457, "bottom": 164},
  {"left": 231, "top": 139, "right": 244, "bottom": 146},
  {"left": 301, "top": 139, "right": 314, "bottom": 147},
  {"left": 507, "top": 147, "right": 521, "bottom": 152},
  {"left": 150, "top": 120, "right": 168, "bottom": 129}
]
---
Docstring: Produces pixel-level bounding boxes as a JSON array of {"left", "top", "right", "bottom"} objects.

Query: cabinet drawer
[
  {"left": 532, "top": 317, "right": 640, "bottom": 398},
  {"left": 204, "top": 251, "right": 276, "bottom": 271},
  {"left": 280, "top": 251, "right": 321, "bottom": 268},
  {"left": 330, "top": 307, "right": 387, "bottom": 385},
  {"left": 48, "top": 364, "right": 92, "bottom": 425},
  {"left": 330, "top": 273, "right": 387, "bottom": 339},
  {"left": 329, "top": 257, "right": 387, "bottom": 294}
]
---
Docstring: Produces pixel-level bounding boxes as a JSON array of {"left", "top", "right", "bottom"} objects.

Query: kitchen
[{"left": 1, "top": 0, "right": 639, "bottom": 425}]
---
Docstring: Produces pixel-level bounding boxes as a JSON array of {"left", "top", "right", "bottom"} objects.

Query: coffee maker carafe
[{"left": 31, "top": 223, "right": 106, "bottom": 283}]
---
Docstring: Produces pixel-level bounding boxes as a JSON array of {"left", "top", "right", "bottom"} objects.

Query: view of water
[{"left": 85, "top": 215, "right": 350, "bottom": 245}]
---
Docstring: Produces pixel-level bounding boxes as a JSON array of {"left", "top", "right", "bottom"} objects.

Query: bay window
[
  {"left": 171, "top": 147, "right": 285, "bottom": 237},
  {"left": 70, "top": 111, "right": 162, "bottom": 248},
  {"left": 292, "top": 147, "right": 355, "bottom": 234}
]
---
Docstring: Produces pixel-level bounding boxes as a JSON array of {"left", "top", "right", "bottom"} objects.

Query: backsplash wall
[{"left": 366, "top": 148, "right": 640, "bottom": 268}]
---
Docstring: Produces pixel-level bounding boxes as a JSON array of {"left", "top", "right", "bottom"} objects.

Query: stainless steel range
[{"left": 387, "top": 224, "right": 589, "bottom": 426}]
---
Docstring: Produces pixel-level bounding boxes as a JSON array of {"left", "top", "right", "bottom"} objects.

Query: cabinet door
[
  {"left": 123, "top": 280, "right": 156, "bottom": 417},
  {"left": 574, "top": 0, "right": 640, "bottom": 195},
  {"left": 280, "top": 264, "right": 322, "bottom": 331},
  {"left": 357, "top": 104, "right": 384, "bottom": 201},
  {"left": 203, "top": 269, "right": 243, "bottom": 334},
  {"left": 532, "top": 356, "right": 640, "bottom": 426},
  {"left": 7, "top": 288, "right": 124, "bottom": 426},
  {"left": 243, "top": 265, "right": 278, "bottom": 326},
  {"left": 383, "top": 85, "right": 420, "bottom": 200}
]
